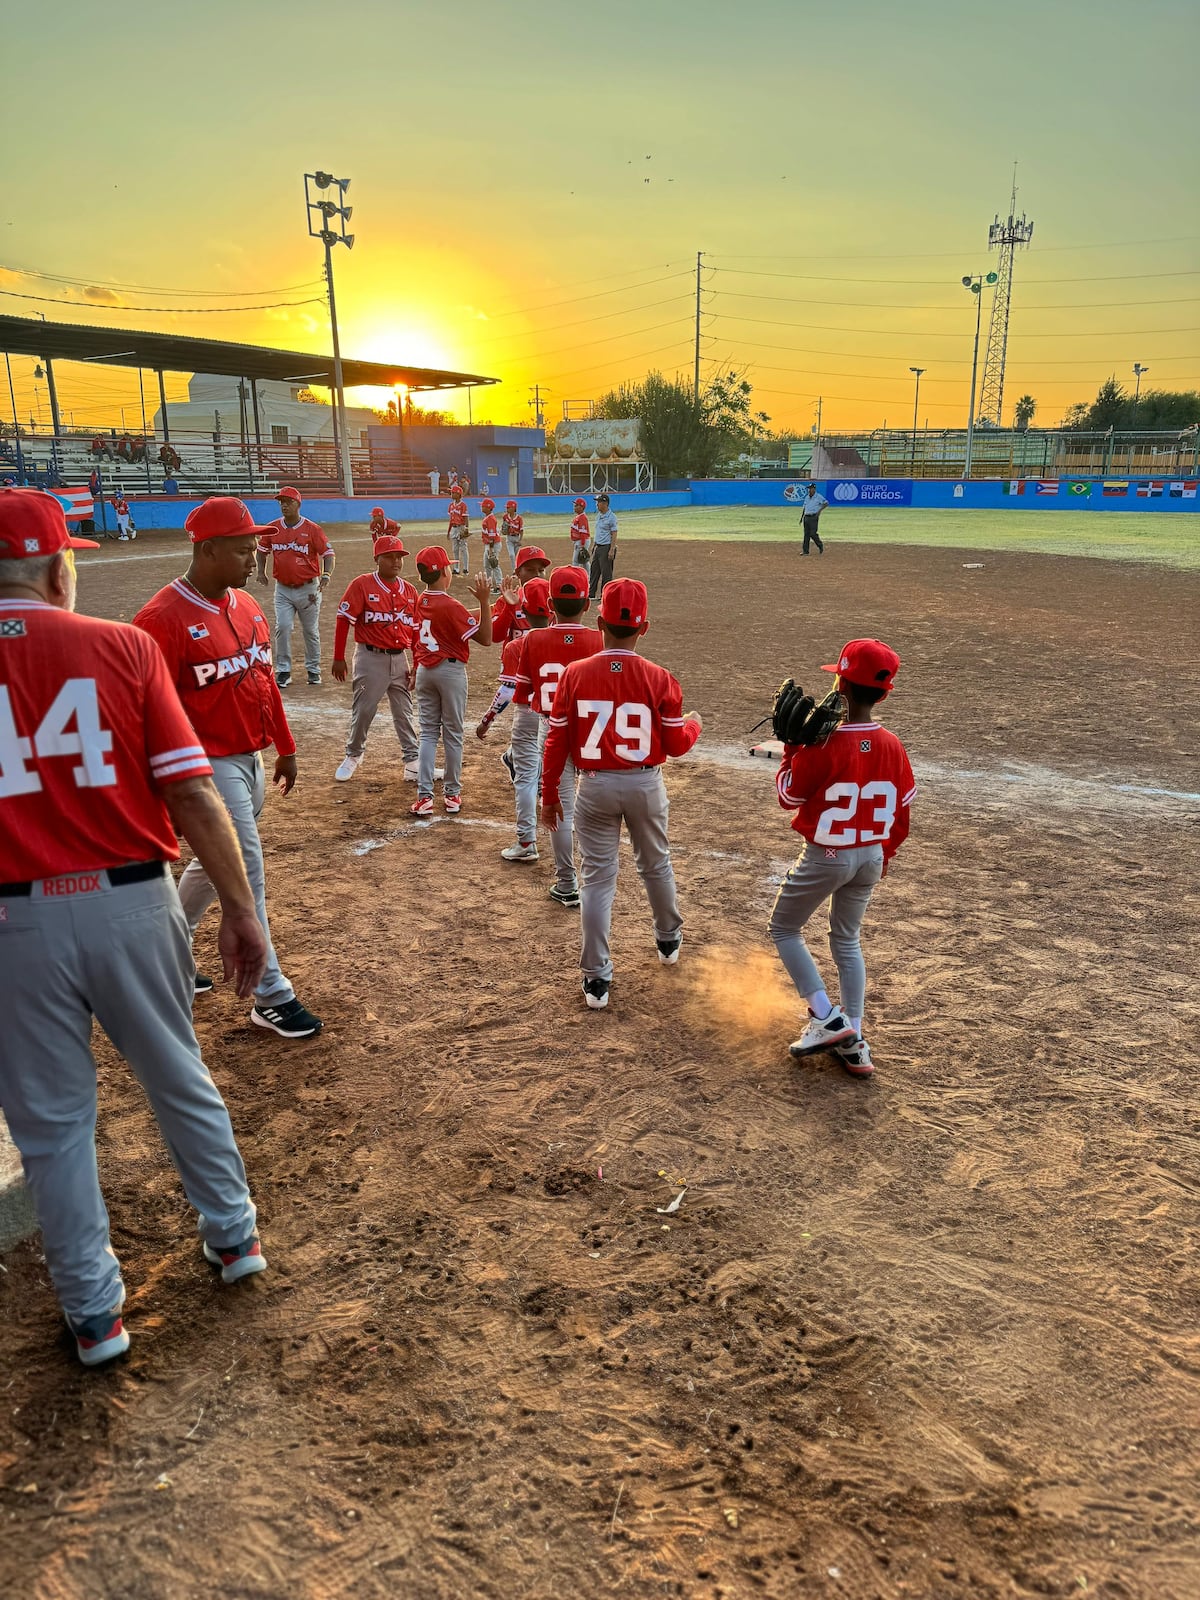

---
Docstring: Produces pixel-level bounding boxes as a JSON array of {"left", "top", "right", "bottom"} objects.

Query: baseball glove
[{"left": 770, "top": 678, "right": 848, "bottom": 746}]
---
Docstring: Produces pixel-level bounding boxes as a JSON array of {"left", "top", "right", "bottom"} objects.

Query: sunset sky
[{"left": 2, "top": 0, "right": 1196, "bottom": 438}]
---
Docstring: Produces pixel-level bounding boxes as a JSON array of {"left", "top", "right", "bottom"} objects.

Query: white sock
[
  {"left": 848, "top": 1017, "right": 862, "bottom": 1035},
  {"left": 806, "top": 990, "right": 833, "bottom": 1020}
]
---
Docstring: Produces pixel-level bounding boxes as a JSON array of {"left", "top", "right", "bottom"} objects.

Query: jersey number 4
[
  {"left": 0, "top": 680, "right": 117, "bottom": 796},
  {"left": 578, "top": 699, "right": 652, "bottom": 762},
  {"left": 814, "top": 780, "right": 897, "bottom": 846}
]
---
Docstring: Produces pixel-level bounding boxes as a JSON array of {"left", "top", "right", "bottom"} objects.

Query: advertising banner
[{"left": 822, "top": 479, "right": 914, "bottom": 507}]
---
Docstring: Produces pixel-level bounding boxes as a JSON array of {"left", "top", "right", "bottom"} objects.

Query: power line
[
  {"left": 707, "top": 235, "right": 1200, "bottom": 262},
  {"left": 539, "top": 336, "right": 693, "bottom": 386},
  {"left": 0, "top": 288, "right": 324, "bottom": 313},
  {"left": 478, "top": 268, "right": 691, "bottom": 320},
  {"left": 2, "top": 264, "right": 325, "bottom": 297},
  {"left": 707, "top": 310, "right": 1200, "bottom": 339},
  {"left": 713, "top": 286, "right": 1198, "bottom": 313},
  {"left": 713, "top": 265, "right": 1200, "bottom": 287},
  {"left": 526, "top": 315, "right": 694, "bottom": 366},
  {"left": 709, "top": 333, "right": 1199, "bottom": 369},
  {"left": 470, "top": 292, "right": 692, "bottom": 346}
]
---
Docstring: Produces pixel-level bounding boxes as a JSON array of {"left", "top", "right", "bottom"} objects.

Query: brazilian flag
[{"left": 1067, "top": 481, "right": 1091, "bottom": 497}]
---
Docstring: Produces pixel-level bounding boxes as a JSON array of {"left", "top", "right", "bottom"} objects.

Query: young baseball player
[
  {"left": 501, "top": 499, "right": 524, "bottom": 571},
  {"left": 331, "top": 534, "right": 421, "bottom": 783},
  {"left": 569, "top": 497, "right": 591, "bottom": 567},
  {"left": 541, "top": 578, "right": 702, "bottom": 1008},
  {"left": 480, "top": 497, "right": 503, "bottom": 594},
  {"left": 255, "top": 487, "right": 334, "bottom": 686},
  {"left": 491, "top": 546, "right": 552, "bottom": 645},
  {"left": 111, "top": 492, "right": 133, "bottom": 540},
  {"left": 768, "top": 638, "right": 915, "bottom": 1077},
  {"left": 476, "top": 577, "right": 554, "bottom": 862},
  {"left": 446, "top": 486, "right": 470, "bottom": 574},
  {"left": 514, "top": 566, "right": 603, "bottom": 905},
  {"left": 410, "top": 547, "right": 494, "bottom": 815},
  {"left": 369, "top": 505, "right": 401, "bottom": 545}
]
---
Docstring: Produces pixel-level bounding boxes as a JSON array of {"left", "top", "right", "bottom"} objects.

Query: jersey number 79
[{"left": 577, "top": 698, "right": 652, "bottom": 762}]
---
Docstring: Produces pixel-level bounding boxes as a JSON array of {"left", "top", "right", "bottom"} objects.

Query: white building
[{"left": 152, "top": 373, "right": 378, "bottom": 447}]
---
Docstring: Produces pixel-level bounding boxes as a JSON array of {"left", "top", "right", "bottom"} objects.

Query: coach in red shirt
[
  {"left": 135, "top": 497, "right": 322, "bottom": 1039},
  {"left": 255, "top": 486, "right": 334, "bottom": 687},
  {"left": 0, "top": 488, "right": 270, "bottom": 1367}
]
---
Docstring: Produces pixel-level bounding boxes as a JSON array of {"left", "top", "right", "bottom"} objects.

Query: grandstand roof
[{"left": 0, "top": 315, "right": 496, "bottom": 393}]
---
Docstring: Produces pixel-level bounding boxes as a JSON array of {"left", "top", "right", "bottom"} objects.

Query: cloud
[{"left": 82, "top": 285, "right": 123, "bottom": 305}]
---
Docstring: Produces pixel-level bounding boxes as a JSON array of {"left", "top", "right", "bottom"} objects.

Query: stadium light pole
[
  {"left": 4, "top": 352, "right": 26, "bottom": 484},
  {"left": 961, "top": 272, "right": 998, "bottom": 479},
  {"left": 1132, "top": 362, "right": 1148, "bottom": 404},
  {"left": 908, "top": 368, "right": 925, "bottom": 477},
  {"left": 305, "top": 171, "right": 355, "bottom": 497}
]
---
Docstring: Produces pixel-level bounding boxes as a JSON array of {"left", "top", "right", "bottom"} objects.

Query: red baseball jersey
[
  {"left": 491, "top": 588, "right": 535, "bottom": 645},
  {"left": 481, "top": 513, "right": 500, "bottom": 545},
  {"left": 370, "top": 516, "right": 400, "bottom": 541},
  {"left": 112, "top": 496, "right": 129, "bottom": 515},
  {"left": 257, "top": 517, "right": 331, "bottom": 586},
  {"left": 133, "top": 578, "right": 297, "bottom": 758},
  {"left": 776, "top": 721, "right": 916, "bottom": 860},
  {"left": 570, "top": 512, "right": 590, "bottom": 544},
  {"left": 541, "top": 648, "right": 699, "bottom": 805},
  {"left": 333, "top": 572, "right": 419, "bottom": 657},
  {"left": 447, "top": 502, "right": 469, "bottom": 531},
  {"left": 501, "top": 512, "right": 524, "bottom": 541},
  {"left": 514, "top": 622, "right": 603, "bottom": 717},
  {"left": 0, "top": 599, "right": 212, "bottom": 881},
  {"left": 499, "top": 635, "right": 529, "bottom": 707},
  {"left": 412, "top": 589, "right": 480, "bottom": 667}
]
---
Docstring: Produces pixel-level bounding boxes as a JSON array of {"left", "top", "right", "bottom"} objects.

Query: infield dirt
[{"left": 1, "top": 532, "right": 1197, "bottom": 1600}]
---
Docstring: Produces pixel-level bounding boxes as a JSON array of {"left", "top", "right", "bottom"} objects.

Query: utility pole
[
  {"left": 693, "top": 251, "right": 703, "bottom": 404},
  {"left": 961, "top": 271, "right": 997, "bottom": 479},
  {"left": 909, "top": 368, "right": 925, "bottom": 477},
  {"left": 530, "top": 384, "right": 546, "bottom": 428},
  {"left": 304, "top": 170, "right": 355, "bottom": 496},
  {"left": 1132, "top": 362, "right": 1149, "bottom": 403},
  {"left": 813, "top": 395, "right": 823, "bottom": 475}
]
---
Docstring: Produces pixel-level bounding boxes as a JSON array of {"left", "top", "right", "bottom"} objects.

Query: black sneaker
[
  {"left": 656, "top": 933, "right": 683, "bottom": 966},
  {"left": 193, "top": 973, "right": 215, "bottom": 996},
  {"left": 549, "top": 884, "right": 581, "bottom": 908},
  {"left": 582, "top": 977, "right": 611, "bottom": 1011},
  {"left": 276, "top": 672, "right": 291, "bottom": 687},
  {"left": 251, "top": 997, "right": 323, "bottom": 1038},
  {"left": 500, "top": 749, "right": 516, "bottom": 786},
  {"left": 307, "top": 672, "right": 322, "bottom": 685}
]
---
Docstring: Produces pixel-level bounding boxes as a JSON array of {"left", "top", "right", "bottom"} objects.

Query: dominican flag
[
  {"left": 50, "top": 487, "right": 95, "bottom": 522},
  {"left": 1136, "top": 481, "right": 1164, "bottom": 498},
  {"left": 1168, "top": 480, "right": 1198, "bottom": 499},
  {"left": 1002, "top": 480, "right": 1025, "bottom": 495},
  {"left": 1102, "top": 481, "right": 1129, "bottom": 497},
  {"left": 188, "top": 624, "right": 209, "bottom": 640},
  {"left": 1067, "top": 481, "right": 1091, "bottom": 497},
  {"left": 1036, "top": 479, "right": 1059, "bottom": 495}
]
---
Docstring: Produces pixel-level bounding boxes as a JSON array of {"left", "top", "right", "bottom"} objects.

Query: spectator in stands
[
  {"left": 116, "top": 435, "right": 132, "bottom": 462},
  {"left": 91, "top": 435, "right": 114, "bottom": 463},
  {"left": 459, "top": 471, "right": 471, "bottom": 495},
  {"left": 448, "top": 468, "right": 459, "bottom": 491},
  {"left": 162, "top": 476, "right": 180, "bottom": 497},
  {"left": 132, "top": 436, "right": 147, "bottom": 464},
  {"left": 427, "top": 468, "right": 441, "bottom": 496},
  {"left": 159, "top": 442, "right": 181, "bottom": 475},
  {"left": 88, "top": 468, "right": 102, "bottom": 499}
]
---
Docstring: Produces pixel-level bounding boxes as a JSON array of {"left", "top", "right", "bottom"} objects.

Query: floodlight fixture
[
  {"left": 960, "top": 273, "right": 996, "bottom": 480},
  {"left": 302, "top": 169, "right": 357, "bottom": 494},
  {"left": 313, "top": 171, "right": 334, "bottom": 189}
]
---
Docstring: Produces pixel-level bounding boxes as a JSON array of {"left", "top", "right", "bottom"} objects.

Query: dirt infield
[{"left": 2, "top": 533, "right": 1198, "bottom": 1600}]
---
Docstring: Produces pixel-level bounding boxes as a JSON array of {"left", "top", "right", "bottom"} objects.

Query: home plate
[{"left": 749, "top": 739, "right": 784, "bottom": 760}]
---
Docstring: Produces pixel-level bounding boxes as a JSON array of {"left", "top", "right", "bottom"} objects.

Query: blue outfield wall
[{"left": 111, "top": 479, "right": 1195, "bottom": 530}]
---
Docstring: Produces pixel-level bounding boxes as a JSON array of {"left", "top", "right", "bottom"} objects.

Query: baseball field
[{"left": 2, "top": 508, "right": 1197, "bottom": 1599}]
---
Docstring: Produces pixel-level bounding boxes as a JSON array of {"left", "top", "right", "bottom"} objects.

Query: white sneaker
[
  {"left": 835, "top": 1036, "right": 875, "bottom": 1078},
  {"left": 403, "top": 761, "right": 419, "bottom": 782},
  {"left": 335, "top": 755, "right": 362, "bottom": 782},
  {"left": 501, "top": 842, "right": 539, "bottom": 863},
  {"left": 788, "top": 1008, "right": 858, "bottom": 1059}
]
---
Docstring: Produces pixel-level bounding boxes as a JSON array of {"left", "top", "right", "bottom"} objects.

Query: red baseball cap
[
  {"left": 481, "top": 497, "right": 496, "bottom": 512},
  {"left": 549, "top": 565, "right": 588, "bottom": 601},
  {"left": 0, "top": 487, "right": 99, "bottom": 557},
  {"left": 450, "top": 485, "right": 463, "bottom": 497},
  {"left": 416, "top": 545, "right": 452, "bottom": 571},
  {"left": 374, "top": 534, "right": 408, "bottom": 556},
  {"left": 370, "top": 505, "right": 386, "bottom": 518},
  {"left": 521, "top": 578, "right": 553, "bottom": 619},
  {"left": 275, "top": 486, "right": 302, "bottom": 502},
  {"left": 515, "top": 546, "right": 549, "bottom": 569},
  {"left": 185, "top": 497, "right": 274, "bottom": 544},
  {"left": 599, "top": 577, "right": 648, "bottom": 629},
  {"left": 821, "top": 638, "right": 901, "bottom": 693}
]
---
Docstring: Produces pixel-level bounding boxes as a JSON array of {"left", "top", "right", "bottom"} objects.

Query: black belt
[
  {"left": 0, "top": 859, "right": 165, "bottom": 897},
  {"left": 362, "top": 643, "right": 408, "bottom": 655}
]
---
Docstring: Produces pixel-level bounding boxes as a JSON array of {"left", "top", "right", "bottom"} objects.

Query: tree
[
  {"left": 594, "top": 367, "right": 761, "bottom": 478},
  {"left": 1061, "top": 379, "right": 1200, "bottom": 432},
  {"left": 1013, "top": 394, "right": 1037, "bottom": 431}
]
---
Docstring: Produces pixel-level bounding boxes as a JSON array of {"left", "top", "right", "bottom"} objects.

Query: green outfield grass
[{"left": 327, "top": 505, "right": 1197, "bottom": 570}]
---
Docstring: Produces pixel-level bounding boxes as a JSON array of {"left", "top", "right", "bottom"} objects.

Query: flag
[
  {"left": 1067, "top": 481, "right": 1092, "bottom": 497},
  {"left": 50, "top": 487, "right": 95, "bottom": 522},
  {"left": 1036, "top": 480, "right": 1059, "bottom": 496},
  {"left": 1136, "top": 481, "right": 1164, "bottom": 499},
  {"left": 1002, "top": 480, "right": 1025, "bottom": 496},
  {"left": 1168, "top": 480, "right": 1197, "bottom": 499},
  {"left": 187, "top": 624, "right": 209, "bottom": 640},
  {"left": 1102, "top": 481, "right": 1129, "bottom": 497}
]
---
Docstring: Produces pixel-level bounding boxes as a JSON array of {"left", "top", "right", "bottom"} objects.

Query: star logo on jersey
[
  {"left": 188, "top": 624, "right": 210, "bottom": 640},
  {"left": 860, "top": 739, "right": 871, "bottom": 752},
  {"left": 0, "top": 618, "right": 27, "bottom": 637}
]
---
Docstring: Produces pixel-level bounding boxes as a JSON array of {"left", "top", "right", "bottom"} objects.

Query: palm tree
[{"left": 1013, "top": 395, "right": 1037, "bottom": 432}]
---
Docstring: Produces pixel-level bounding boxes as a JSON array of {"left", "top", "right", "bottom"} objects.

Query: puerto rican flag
[
  {"left": 1136, "top": 480, "right": 1164, "bottom": 498},
  {"left": 1168, "top": 480, "right": 1198, "bottom": 499},
  {"left": 50, "top": 487, "right": 96, "bottom": 522},
  {"left": 1036, "top": 479, "right": 1058, "bottom": 495}
]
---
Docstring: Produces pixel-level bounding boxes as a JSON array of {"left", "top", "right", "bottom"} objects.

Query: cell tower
[{"left": 978, "top": 169, "right": 1034, "bottom": 427}]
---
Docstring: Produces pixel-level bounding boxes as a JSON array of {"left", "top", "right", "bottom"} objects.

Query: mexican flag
[
  {"left": 1002, "top": 480, "right": 1025, "bottom": 495},
  {"left": 1067, "top": 481, "right": 1091, "bottom": 497}
]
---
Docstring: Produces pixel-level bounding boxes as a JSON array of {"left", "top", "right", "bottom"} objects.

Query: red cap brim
[{"left": 68, "top": 534, "right": 101, "bottom": 550}]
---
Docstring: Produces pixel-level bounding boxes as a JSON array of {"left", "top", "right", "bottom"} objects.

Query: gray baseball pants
[
  {"left": 450, "top": 531, "right": 471, "bottom": 574},
  {"left": 767, "top": 841, "right": 884, "bottom": 1019},
  {"left": 574, "top": 767, "right": 681, "bottom": 981},
  {"left": 416, "top": 659, "right": 468, "bottom": 799},
  {"left": 537, "top": 717, "right": 578, "bottom": 891},
  {"left": 177, "top": 752, "right": 294, "bottom": 1005},
  {"left": 504, "top": 535, "right": 522, "bottom": 572},
  {"left": 346, "top": 644, "right": 418, "bottom": 763},
  {"left": 511, "top": 706, "right": 542, "bottom": 843},
  {"left": 484, "top": 543, "right": 503, "bottom": 593},
  {"left": 588, "top": 543, "right": 616, "bottom": 598},
  {"left": 0, "top": 869, "right": 258, "bottom": 1321},
  {"left": 274, "top": 581, "right": 322, "bottom": 678},
  {"left": 572, "top": 541, "right": 591, "bottom": 568}
]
